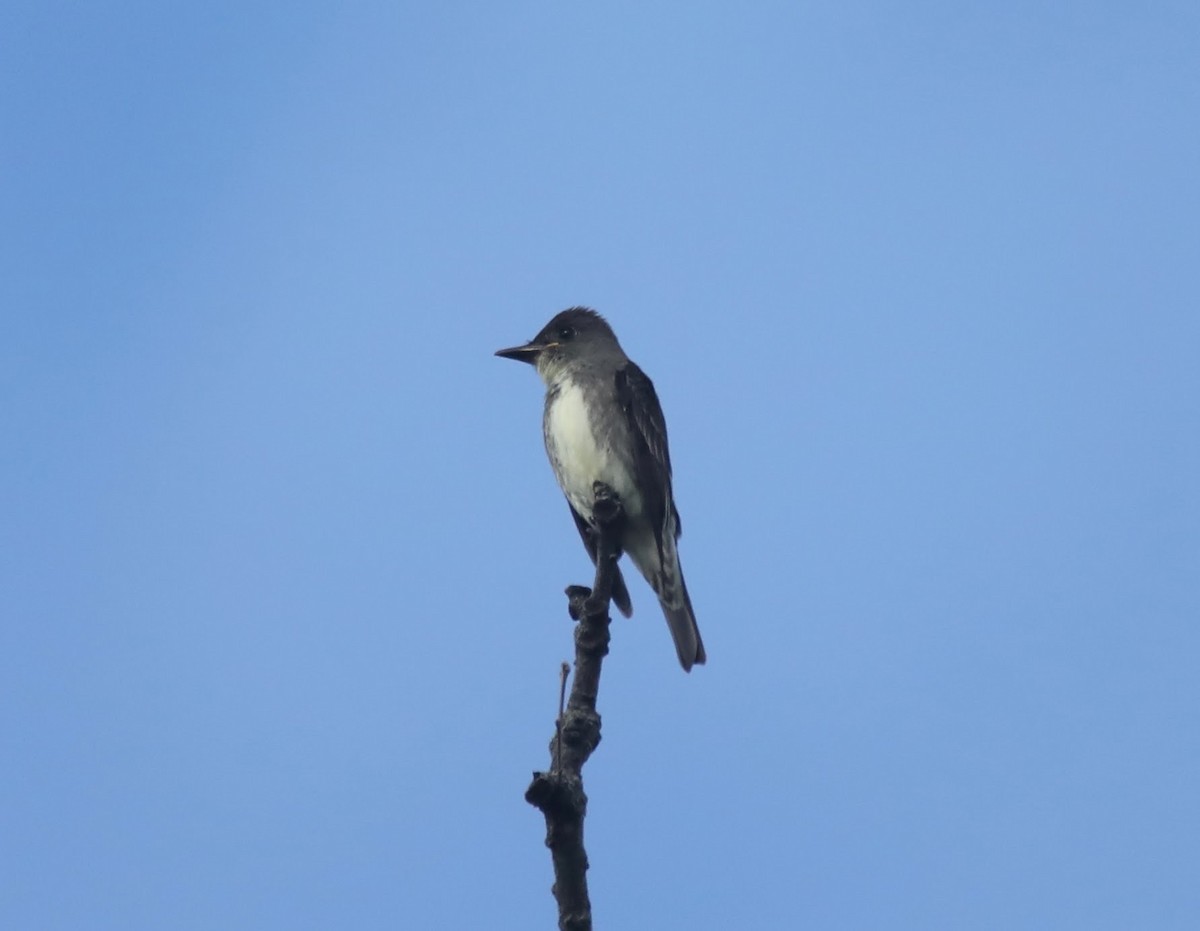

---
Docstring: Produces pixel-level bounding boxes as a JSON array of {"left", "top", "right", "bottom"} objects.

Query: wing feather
[{"left": 614, "top": 362, "right": 679, "bottom": 541}]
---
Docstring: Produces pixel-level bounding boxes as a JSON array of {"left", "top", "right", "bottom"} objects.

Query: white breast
[
  {"left": 546, "top": 380, "right": 640, "bottom": 518},
  {"left": 548, "top": 381, "right": 605, "bottom": 493}
]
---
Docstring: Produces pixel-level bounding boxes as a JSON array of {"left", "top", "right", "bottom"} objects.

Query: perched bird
[{"left": 495, "top": 307, "right": 705, "bottom": 671}]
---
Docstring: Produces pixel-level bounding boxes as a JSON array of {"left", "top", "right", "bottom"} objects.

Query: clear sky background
[{"left": 3, "top": 3, "right": 1198, "bottom": 929}]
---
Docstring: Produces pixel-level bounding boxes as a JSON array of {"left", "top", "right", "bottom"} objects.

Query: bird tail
[
  {"left": 660, "top": 569, "right": 705, "bottom": 672},
  {"left": 648, "top": 530, "right": 705, "bottom": 671}
]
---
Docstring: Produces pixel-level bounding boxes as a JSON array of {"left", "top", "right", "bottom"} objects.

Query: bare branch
[{"left": 525, "top": 483, "right": 624, "bottom": 931}]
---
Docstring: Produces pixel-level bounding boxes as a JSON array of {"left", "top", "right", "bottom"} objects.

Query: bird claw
[{"left": 591, "top": 481, "right": 622, "bottom": 526}]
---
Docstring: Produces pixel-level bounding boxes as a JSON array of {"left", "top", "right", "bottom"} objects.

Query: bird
[{"left": 495, "top": 307, "right": 705, "bottom": 671}]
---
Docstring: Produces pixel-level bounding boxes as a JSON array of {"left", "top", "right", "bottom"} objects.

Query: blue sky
[{"left": 3, "top": 2, "right": 1198, "bottom": 928}]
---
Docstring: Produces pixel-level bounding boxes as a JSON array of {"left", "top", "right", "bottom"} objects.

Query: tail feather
[
  {"left": 646, "top": 534, "right": 705, "bottom": 671},
  {"left": 626, "top": 527, "right": 705, "bottom": 671},
  {"left": 661, "top": 572, "right": 705, "bottom": 672}
]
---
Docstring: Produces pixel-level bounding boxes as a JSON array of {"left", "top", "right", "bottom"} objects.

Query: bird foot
[{"left": 591, "top": 481, "right": 622, "bottom": 528}]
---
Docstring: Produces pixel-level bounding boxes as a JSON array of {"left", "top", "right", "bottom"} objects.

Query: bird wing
[{"left": 614, "top": 361, "right": 681, "bottom": 541}]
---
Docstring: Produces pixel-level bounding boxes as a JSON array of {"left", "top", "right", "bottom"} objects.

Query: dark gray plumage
[{"left": 496, "top": 307, "right": 705, "bottom": 671}]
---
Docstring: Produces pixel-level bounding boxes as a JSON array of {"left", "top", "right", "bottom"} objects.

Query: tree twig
[{"left": 553, "top": 662, "right": 569, "bottom": 776}]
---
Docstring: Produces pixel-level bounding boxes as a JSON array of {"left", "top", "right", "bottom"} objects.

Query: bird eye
[{"left": 557, "top": 325, "right": 575, "bottom": 341}]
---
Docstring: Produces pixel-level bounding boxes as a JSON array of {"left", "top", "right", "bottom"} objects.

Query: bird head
[{"left": 495, "top": 307, "right": 619, "bottom": 381}]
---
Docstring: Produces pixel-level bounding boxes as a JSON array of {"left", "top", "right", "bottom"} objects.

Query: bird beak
[{"left": 495, "top": 341, "right": 545, "bottom": 365}]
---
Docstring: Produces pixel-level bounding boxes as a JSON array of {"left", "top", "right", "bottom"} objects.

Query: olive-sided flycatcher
[{"left": 496, "top": 307, "right": 705, "bottom": 671}]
